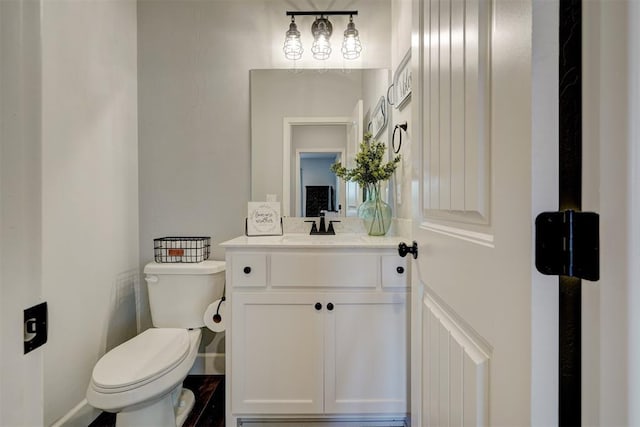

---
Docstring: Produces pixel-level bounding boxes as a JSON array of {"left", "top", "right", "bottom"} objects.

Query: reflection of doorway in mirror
[
  {"left": 297, "top": 151, "right": 343, "bottom": 217},
  {"left": 284, "top": 118, "right": 353, "bottom": 217}
]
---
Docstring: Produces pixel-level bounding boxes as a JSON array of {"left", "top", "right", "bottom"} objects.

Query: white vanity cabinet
[{"left": 221, "top": 236, "right": 410, "bottom": 425}]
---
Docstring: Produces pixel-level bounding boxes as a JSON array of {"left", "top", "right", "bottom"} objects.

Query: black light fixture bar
[{"left": 286, "top": 10, "right": 358, "bottom": 17}]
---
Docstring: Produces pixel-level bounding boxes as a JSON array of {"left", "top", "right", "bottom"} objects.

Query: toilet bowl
[
  {"left": 87, "top": 328, "right": 201, "bottom": 426},
  {"left": 86, "top": 260, "right": 225, "bottom": 427}
]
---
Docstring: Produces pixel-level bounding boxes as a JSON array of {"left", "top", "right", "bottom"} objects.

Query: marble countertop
[{"left": 220, "top": 233, "right": 407, "bottom": 249}]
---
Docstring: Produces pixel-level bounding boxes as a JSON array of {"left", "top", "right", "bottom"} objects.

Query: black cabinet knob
[
  {"left": 396, "top": 266, "right": 405, "bottom": 274},
  {"left": 243, "top": 266, "right": 251, "bottom": 274},
  {"left": 327, "top": 302, "right": 334, "bottom": 311},
  {"left": 315, "top": 302, "right": 322, "bottom": 311}
]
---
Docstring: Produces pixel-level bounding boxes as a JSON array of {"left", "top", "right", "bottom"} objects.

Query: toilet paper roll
[{"left": 204, "top": 299, "right": 226, "bottom": 333}]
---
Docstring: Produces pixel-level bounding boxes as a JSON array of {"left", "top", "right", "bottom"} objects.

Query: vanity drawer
[
  {"left": 381, "top": 255, "right": 409, "bottom": 288},
  {"left": 232, "top": 254, "right": 267, "bottom": 287},
  {"left": 271, "top": 253, "right": 378, "bottom": 288}
]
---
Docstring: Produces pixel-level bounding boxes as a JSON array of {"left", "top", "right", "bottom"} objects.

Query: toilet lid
[{"left": 92, "top": 328, "right": 190, "bottom": 390}]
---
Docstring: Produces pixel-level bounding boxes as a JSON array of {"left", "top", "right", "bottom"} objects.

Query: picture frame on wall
[
  {"left": 369, "top": 96, "right": 388, "bottom": 139},
  {"left": 391, "top": 49, "right": 412, "bottom": 109}
]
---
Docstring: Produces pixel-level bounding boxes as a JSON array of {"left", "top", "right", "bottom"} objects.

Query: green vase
[{"left": 358, "top": 183, "right": 392, "bottom": 236}]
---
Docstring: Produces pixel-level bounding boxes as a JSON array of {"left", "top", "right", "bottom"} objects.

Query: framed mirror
[{"left": 250, "top": 68, "right": 391, "bottom": 217}]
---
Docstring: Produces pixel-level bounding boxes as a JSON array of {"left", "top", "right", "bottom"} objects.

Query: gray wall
[
  {"left": 41, "top": 2, "right": 140, "bottom": 424},
  {"left": 1, "top": 1, "right": 139, "bottom": 425},
  {"left": 1, "top": 1, "right": 44, "bottom": 425},
  {"left": 138, "top": 0, "right": 391, "bottom": 260},
  {"left": 138, "top": 0, "right": 392, "bottom": 329}
]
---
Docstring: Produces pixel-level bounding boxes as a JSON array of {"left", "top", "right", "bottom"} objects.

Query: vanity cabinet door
[
  {"left": 324, "top": 292, "right": 409, "bottom": 414},
  {"left": 231, "top": 292, "right": 324, "bottom": 414}
]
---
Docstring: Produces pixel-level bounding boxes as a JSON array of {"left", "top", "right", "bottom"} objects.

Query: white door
[{"left": 409, "top": 0, "right": 541, "bottom": 425}]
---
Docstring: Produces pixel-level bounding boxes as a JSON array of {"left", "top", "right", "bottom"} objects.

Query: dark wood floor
[{"left": 88, "top": 375, "right": 224, "bottom": 427}]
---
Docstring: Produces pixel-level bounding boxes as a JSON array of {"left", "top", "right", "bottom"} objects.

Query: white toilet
[{"left": 86, "top": 260, "right": 225, "bottom": 427}]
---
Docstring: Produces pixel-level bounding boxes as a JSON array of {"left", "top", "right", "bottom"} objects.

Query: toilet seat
[
  {"left": 91, "top": 328, "right": 190, "bottom": 393},
  {"left": 87, "top": 328, "right": 201, "bottom": 413}
]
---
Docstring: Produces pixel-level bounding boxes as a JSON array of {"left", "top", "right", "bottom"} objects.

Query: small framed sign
[
  {"left": 246, "top": 202, "right": 282, "bottom": 236},
  {"left": 392, "top": 49, "right": 412, "bottom": 109},
  {"left": 370, "top": 96, "right": 388, "bottom": 139}
]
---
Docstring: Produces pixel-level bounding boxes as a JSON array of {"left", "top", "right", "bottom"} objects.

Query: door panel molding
[
  {"left": 421, "top": 289, "right": 491, "bottom": 426},
  {"left": 420, "top": 220, "right": 495, "bottom": 248},
  {"left": 422, "top": 0, "right": 492, "bottom": 225}
]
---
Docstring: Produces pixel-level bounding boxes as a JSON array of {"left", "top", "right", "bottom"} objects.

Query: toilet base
[
  {"left": 115, "top": 386, "right": 195, "bottom": 427},
  {"left": 176, "top": 388, "right": 195, "bottom": 427}
]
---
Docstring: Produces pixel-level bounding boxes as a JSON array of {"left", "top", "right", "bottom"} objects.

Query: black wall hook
[{"left": 392, "top": 122, "right": 408, "bottom": 153}]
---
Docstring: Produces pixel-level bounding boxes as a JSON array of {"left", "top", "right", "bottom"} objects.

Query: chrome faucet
[{"left": 305, "top": 213, "right": 340, "bottom": 235}]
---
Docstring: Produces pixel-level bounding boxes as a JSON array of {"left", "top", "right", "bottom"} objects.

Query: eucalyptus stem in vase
[{"left": 330, "top": 133, "right": 401, "bottom": 236}]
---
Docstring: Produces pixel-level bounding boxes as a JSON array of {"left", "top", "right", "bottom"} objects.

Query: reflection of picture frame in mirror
[
  {"left": 392, "top": 49, "right": 412, "bottom": 109},
  {"left": 370, "top": 96, "right": 388, "bottom": 139}
]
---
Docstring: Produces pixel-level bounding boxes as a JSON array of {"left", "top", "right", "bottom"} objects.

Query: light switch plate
[{"left": 24, "top": 302, "right": 47, "bottom": 354}]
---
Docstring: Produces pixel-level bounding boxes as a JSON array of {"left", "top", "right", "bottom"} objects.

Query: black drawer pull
[
  {"left": 396, "top": 266, "right": 405, "bottom": 274},
  {"left": 315, "top": 302, "right": 322, "bottom": 311},
  {"left": 243, "top": 266, "right": 251, "bottom": 274},
  {"left": 327, "top": 302, "right": 334, "bottom": 311}
]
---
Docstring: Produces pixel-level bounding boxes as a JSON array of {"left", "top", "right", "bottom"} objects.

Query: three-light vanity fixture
[{"left": 283, "top": 11, "right": 361, "bottom": 61}]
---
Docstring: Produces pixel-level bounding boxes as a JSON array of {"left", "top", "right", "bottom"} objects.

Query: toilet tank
[{"left": 144, "top": 260, "right": 225, "bottom": 328}]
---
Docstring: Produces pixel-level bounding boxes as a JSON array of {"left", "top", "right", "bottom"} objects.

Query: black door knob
[
  {"left": 327, "top": 302, "right": 334, "bottom": 311},
  {"left": 397, "top": 266, "right": 405, "bottom": 274},
  {"left": 315, "top": 302, "right": 322, "bottom": 311},
  {"left": 243, "top": 266, "right": 251, "bottom": 274}
]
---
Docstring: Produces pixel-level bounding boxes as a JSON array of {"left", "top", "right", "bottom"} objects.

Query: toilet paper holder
[{"left": 212, "top": 296, "right": 225, "bottom": 323}]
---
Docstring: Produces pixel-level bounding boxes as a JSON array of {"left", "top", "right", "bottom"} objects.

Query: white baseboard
[
  {"left": 50, "top": 399, "right": 101, "bottom": 427},
  {"left": 189, "top": 352, "right": 225, "bottom": 375}
]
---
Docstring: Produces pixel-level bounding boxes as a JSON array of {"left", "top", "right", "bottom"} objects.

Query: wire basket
[{"left": 154, "top": 236, "right": 211, "bottom": 263}]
